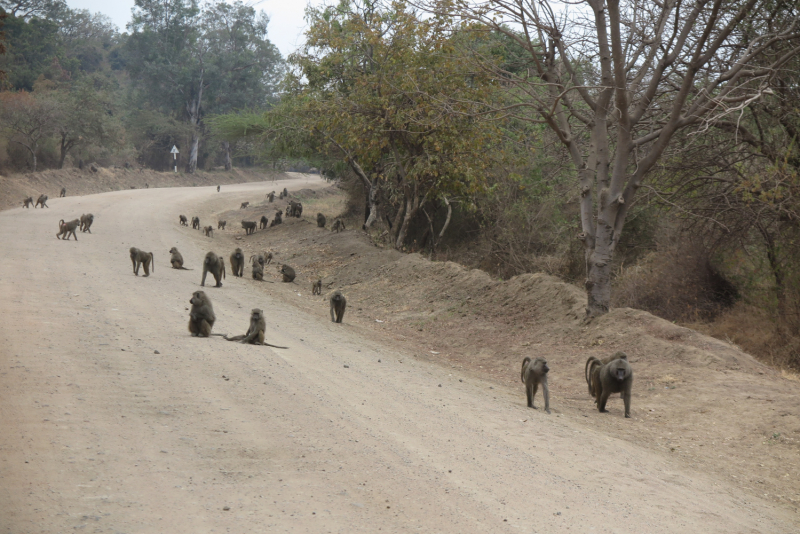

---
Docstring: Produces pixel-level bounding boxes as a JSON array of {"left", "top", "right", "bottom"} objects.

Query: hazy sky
[{"left": 65, "top": 0, "right": 321, "bottom": 58}]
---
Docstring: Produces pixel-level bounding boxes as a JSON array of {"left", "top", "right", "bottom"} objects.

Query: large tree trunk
[
  {"left": 58, "top": 134, "right": 71, "bottom": 169},
  {"left": 185, "top": 70, "right": 206, "bottom": 174},
  {"left": 395, "top": 185, "right": 422, "bottom": 249},
  {"left": 222, "top": 141, "right": 232, "bottom": 171}
]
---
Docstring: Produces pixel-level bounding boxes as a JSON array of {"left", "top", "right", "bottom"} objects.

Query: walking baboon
[
  {"left": 188, "top": 291, "right": 215, "bottom": 337},
  {"left": 240, "top": 201, "right": 249, "bottom": 209},
  {"left": 280, "top": 264, "right": 295, "bottom": 283},
  {"left": 218, "top": 220, "right": 226, "bottom": 230},
  {"left": 201, "top": 251, "right": 226, "bottom": 287},
  {"left": 585, "top": 352, "right": 628, "bottom": 402},
  {"left": 251, "top": 256, "right": 264, "bottom": 280},
  {"left": 586, "top": 355, "right": 633, "bottom": 418},
  {"left": 332, "top": 218, "right": 345, "bottom": 232},
  {"left": 267, "top": 191, "right": 275, "bottom": 202},
  {"left": 79, "top": 213, "right": 94, "bottom": 233},
  {"left": 191, "top": 217, "right": 200, "bottom": 230},
  {"left": 56, "top": 219, "right": 81, "bottom": 240},
  {"left": 270, "top": 211, "right": 282, "bottom": 226},
  {"left": 241, "top": 220, "right": 257, "bottom": 235},
  {"left": 312, "top": 279, "right": 322, "bottom": 295},
  {"left": 229, "top": 248, "right": 245, "bottom": 277},
  {"left": 59, "top": 187, "right": 66, "bottom": 197},
  {"left": 22, "top": 197, "right": 34, "bottom": 208},
  {"left": 317, "top": 213, "right": 326, "bottom": 228},
  {"left": 35, "top": 194, "right": 48, "bottom": 208},
  {"left": 520, "top": 357, "right": 551, "bottom": 413},
  {"left": 330, "top": 291, "right": 346, "bottom": 323},
  {"left": 180, "top": 215, "right": 188, "bottom": 226},
  {"left": 217, "top": 185, "right": 220, "bottom": 192},
  {"left": 264, "top": 251, "right": 273, "bottom": 265},
  {"left": 129, "top": 247, "right": 154, "bottom": 276},
  {"left": 260, "top": 215, "right": 268, "bottom": 229},
  {"left": 203, "top": 226, "right": 214, "bottom": 237},
  {"left": 222, "top": 308, "right": 287, "bottom": 347},
  {"left": 169, "top": 247, "right": 191, "bottom": 269}
]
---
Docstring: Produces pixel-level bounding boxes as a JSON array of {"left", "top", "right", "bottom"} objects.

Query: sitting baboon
[
  {"left": 56, "top": 219, "right": 81, "bottom": 241},
  {"left": 280, "top": 264, "right": 295, "bottom": 283},
  {"left": 317, "top": 213, "right": 326, "bottom": 228},
  {"left": 180, "top": 215, "right": 188, "bottom": 226},
  {"left": 201, "top": 251, "right": 226, "bottom": 287},
  {"left": 585, "top": 352, "right": 628, "bottom": 403},
  {"left": 278, "top": 190, "right": 284, "bottom": 200},
  {"left": 169, "top": 247, "right": 191, "bottom": 269},
  {"left": 288, "top": 201, "right": 303, "bottom": 218},
  {"left": 79, "top": 213, "right": 94, "bottom": 233},
  {"left": 218, "top": 220, "right": 226, "bottom": 230},
  {"left": 203, "top": 225, "right": 214, "bottom": 237},
  {"left": 520, "top": 357, "right": 551, "bottom": 413},
  {"left": 251, "top": 256, "right": 264, "bottom": 280},
  {"left": 188, "top": 291, "right": 215, "bottom": 337},
  {"left": 330, "top": 290, "right": 346, "bottom": 323},
  {"left": 129, "top": 247, "right": 154, "bottom": 276},
  {"left": 229, "top": 248, "right": 245, "bottom": 277},
  {"left": 222, "top": 308, "right": 287, "bottom": 347},
  {"left": 332, "top": 218, "right": 345, "bottom": 232},
  {"left": 241, "top": 220, "right": 257, "bottom": 235},
  {"left": 217, "top": 185, "right": 220, "bottom": 192},
  {"left": 267, "top": 191, "right": 275, "bottom": 202},
  {"left": 59, "top": 187, "right": 66, "bottom": 197},
  {"left": 260, "top": 215, "right": 268, "bottom": 229},
  {"left": 285, "top": 205, "right": 291, "bottom": 217},
  {"left": 312, "top": 279, "right": 322, "bottom": 295},
  {"left": 585, "top": 354, "right": 633, "bottom": 418},
  {"left": 294, "top": 202, "right": 303, "bottom": 217},
  {"left": 270, "top": 211, "right": 283, "bottom": 226},
  {"left": 35, "top": 194, "right": 48, "bottom": 208},
  {"left": 240, "top": 201, "right": 249, "bottom": 209},
  {"left": 22, "top": 197, "right": 34, "bottom": 208},
  {"left": 283, "top": 187, "right": 288, "bottom": 197},
  {"left": 192, "top": 217, "right": 200, "bottom": 230}
]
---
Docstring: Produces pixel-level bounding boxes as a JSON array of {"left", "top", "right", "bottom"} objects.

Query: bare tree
[{"left": 0, "top": 91, "right": 59, "bottom": 171}]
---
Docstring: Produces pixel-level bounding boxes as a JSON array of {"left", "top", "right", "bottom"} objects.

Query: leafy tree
[
  {"left": 0, "top": 12, "right": 59, "bottom": 89},
  {"left": 0, "top": 89, "right": 58, "bottom": 170}
]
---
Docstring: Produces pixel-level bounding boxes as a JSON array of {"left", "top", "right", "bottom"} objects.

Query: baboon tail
[
  {"left": 521, "top": 357, "right": 531, "bottom": 383},
  {"left": 264, "top": 343, "right": 288, "bottom": 349},
  {"left": 585, "top": 357, "right": 600, "bottom": 394}
]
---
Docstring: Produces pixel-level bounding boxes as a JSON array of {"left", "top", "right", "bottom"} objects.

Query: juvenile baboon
[
  {"left": 229, "top": 248, "right": 245, "bottom": 277},
  {"left": 56, "top": 219, "right": 81, "bottom": 241},
  {"left": 59, "top": 187, "right": 66, "bottom": 197},
  {"left": 201, "top": 251, "right": 226, "bottom": 287},
  {"left": 332, "top": 218, "right": 345, "bottom": 232},
  {"left": 317, "top": 213, "right": 326, "bottom": 228},
  {"left": 585, "top": 355, "right": 633, "bottom": 418},
  {"left": 222, "top": 308, "right": 287, "bottom": 347},
  {"left": 188, "top": 291, "right": 216, "bottom": 337},
  {"left": 330, "top": 290, "right": 346, "bottom": 323},
  {"left": 280, "top": 264, "right": 296, "bottom": 283},
  {"left": 285, "top": 205, "right": 291, "bottom": 217},
  {"left": 218, "top": 220, "right": 227, "bottom": 230},
  {"left": 241, "top": 220, "right": 257, "bottom": 235},
  {"left": 180, "top": 215, "right": 188, "bottom": 226},
  {"left": 79, "top": 213, "right": 94, "bottom": 233},
  {"left": 169, "top": 247, "right": 191, "bottom": 269},
  {"left": 203, "top": 226, "right": 214, "bottom": 237},
  {"left": 260, "top": 215, "right": 268, "bottom": 229},
  {"left": 35, "top": 194, "right": 48, "bottom": 208},
  {"left": 217, "top": 185, "right": 220, "bottom": 192},
  {"left": 22, "top": 197, "right": 34, "bottom": 208},
  {"left": 312, "top": 279, "right": 322, "bottom": 295},
  {"left": 192, "top": 217, "right": 200, "bottom": 230},
  {"left": 520, "top": 357, "right": 551, "bottom": 413},
  {"left": 585, "top": 352, "right": 628, "bottom": 402},
  {"left": 251, "top": 256, "right": 264, "bottom": 280},
  {"left": 270, "top": 211, "right": 283, "bottom": 226},
  {"left": 129, "top": 247, "right": 154, "bottom": 276},
  {"left": 240, "top": 201, "right": 249, "bottom": 209},
  {"left": 264, "top": 251, "right": 273, "bottom": 265},
  {"left": 267, "top": 191, "right": 275, "bottom": 202}
]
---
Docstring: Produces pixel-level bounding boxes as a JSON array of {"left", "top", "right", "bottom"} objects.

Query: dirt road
[{"left": 1, "top": 177, "right": 795, "bottom": 533}]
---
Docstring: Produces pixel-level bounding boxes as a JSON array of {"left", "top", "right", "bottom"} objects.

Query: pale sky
[{"left": 65, "top": 0, "right": 322, "bottom": 58}]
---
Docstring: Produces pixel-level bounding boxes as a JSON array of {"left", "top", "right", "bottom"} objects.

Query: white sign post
[{"left": 170, "top": 145, "right": 179, "bottom": 173}]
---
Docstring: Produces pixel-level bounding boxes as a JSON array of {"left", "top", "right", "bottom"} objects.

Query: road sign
[
  {"left": 170, "top": 146, "right": 179, "bottom": 154},
  {"left": 171, "top": 146, "right": 179, "bottom": 173}
]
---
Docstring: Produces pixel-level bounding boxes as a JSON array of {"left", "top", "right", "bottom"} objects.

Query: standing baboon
[
  {"left": 180, "top": 215, "right": 188, "bottom": 226},
  {"left": 188, "top": 291, "right": 215, "bottom": 337},
  {"left": 191, "top": 217, "right": 200, "bottom": 230},
  {"left": 264, "top": 251, "right": 273, "bottom": 265},
  {"left": 312, "top": 279, "right": 322, "bottom": 295},
  {"left": 129, "top": 247, "right": 154, "bottom": 276},
  {"left": 229, "top": 248, "right": 245, "bottom": 277},
  {"left": 280, "top": 264, "right": 295, "bottom": 283},
  {"left": 586, "top": 355, "right": 633, "bottom": 418},
  {"left": 79, "top": 213, "right": 94, "bottom": 233},
  {"left": 203, "top": 225, "right": 214, "bottom": 237},
  {"left": 330, "top": 290, "right": 347, "bottom": 323},
  {"left": 217, "top": 185, "right": 220, "bottom": 192},
  {"left": 56, "top": 219, "right": 81, "bottom": 241},
  {"left": 240, "top": 201, "right": 249, "bottom": 209},
  {"left": 270, "top": 211, "right": 283, "bottom": 226},
  {"left": 22, "top": 197, "right": 34, "bottom": 208},
  {"left": 218, "top": 220, "right": 226, "bottom": 230},
  {"left": 222, "top": 308, "right": 287, "bottom": 347},
  {"left": 317, "top": 213, "right": 326, "bottom": 228},
  {"left": 35, "top": 194, "right": 48, "bottom": 208},
  {"left": 251, "top": 256, "right": 264, "bottom": 280},
  {"left": 241, "top": 220, "right": 257, "bottom": 235},
  {"left": 585, "top": 352, "right": 628, "bottom": 402},
  {"left": 267, "top": 191, "right": 275, "bottom": 202},
  {"left": 59, "top": 187, "right": 66, "bottom": 197},
  {"left": 260, "top": 215, "right": 268, "bottom": 229},
  {"left": 520, "top": 357, "right": 551, "bottom": 413},
  {"left": 332, "top": 218, "right": 345, "bottom": 232},
  {"left": 201, "top": 251, "right": 226, "bottom": 287},
  {"left": 169, "top": 247, "right": 191, "bottom": 269}
]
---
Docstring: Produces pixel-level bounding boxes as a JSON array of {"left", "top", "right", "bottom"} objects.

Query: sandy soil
[{"left": 1, "top": 175, "right": 798, "bottom": 533}]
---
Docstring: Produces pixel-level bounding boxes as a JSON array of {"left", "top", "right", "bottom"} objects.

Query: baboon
[
  {"left": 169, "top": 247, "right": 191, "bottom": 269},
  {"left": 278, "top": 191, "right": 284, "bottom": 200},
  {"left": 229, "top": 248, "right": 245, "bottom": 277},
  {"left": 317, "top": 213, "right": 326, "bottom": 228},
  {"left": 145, "top": 183, "right": 149, "bottom": 189},
  {"left": 241, "top": 220, "right": 257, "bottom": 235},
  {"left": 56, "top": 219, "right": 81, "bottom": 241},
  {"left": 260, "top": 215, "right": 268, "bottom": 229},
  {"left": 332, "top": 218, "right": 345, "bottom": 232},
  {"left": 180, "top": 215, "right": 188, "bottom": 226},
  {"left": 585, "top": 354, "right": 633, "bottom": 418},
  {"left": 23, "top": 197, "right": 34, "bottom": 208},
  {"left": 222, "top": 308, "right": 287, "bottom": 347},
  {"left": 201, "top": 251, "right": 226, "bottom": 287},
  {"left": 79, "top": 213, "right": 94, "bottom": 233},
  {"left": 188, "top": 291, "right": 216, "bottom": 337},
  {"left": 287, "top": 201, "right": 302, "bottom": 218},
  {"left": 192, "top": 217, "right": 200, "bottom": 230},
  {"left": 217, "top": 185, "right": 220, "bottom": 192},
  {"left": 59, "top": 187, "right": 66, "bottom": 197},
  {"left": 312, "top": 279, "right": 322, "bottom": 295},
  {"left": 35, "top": 194, "right": 48, "bottom": 208},
  {"left": 283, "top": 187, "right": 288, "bottom": 198},
  {"left": 203, "top": 225, "right": 214, "bottom": 237},
  {"left": 585, "top": 352, "right": 628, "bottom": 402},
  {"left": 240, "top": 201, "right": 249, "bottom": 209},
  {"left": 330, "top": 290, "right": 346, "bottom": 323},
  {"left": 280, "top": 264, "right": 296, "bottom": 283},
  {"left": 130, "top": 186, "right": 136, "bottom": 189},
  {"left": 270, "top": 211, "right": 283, "bottom": 226},
  {"left": 520, "top": 357, "right": 551, "bottom": 413},
  {"left": 251, "top": 256, "right": 264, "bottom": 280},
  {"left": 285, "top": 205, "right": 291, "bottom": 217},
  {"left": 218, "top": 220, "right": 226, "bottom": 230},
  {"left": 267, "top": 191, "right": 275, "bottom": 202},
  {"left": 264, "top": 251, "right": 273, "bottom": 265},
  {"left": 129, "top": 247, "right": 154, "bottom": 276}
]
